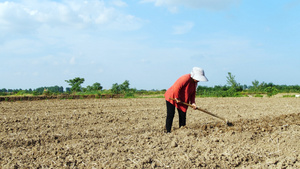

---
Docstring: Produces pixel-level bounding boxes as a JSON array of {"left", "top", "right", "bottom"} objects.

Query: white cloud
[
  {"left": 0, "top": 0, "right": 143, "bottom": 33},
  {"left": 0, "top": 38, "right": 42, "bottom": 55},
  {"left": 172, "top": 22, "right": 194, "bottom": 35},
  {"left": 140, "top": 0, "right": 240, "bottom": 11},
  {"left": 111, "top": 0, "right": 128, "bottom": 7},
  {"left": 69, "top": 56, "right": 76, "bottom": 65},
  {"left": 33, "top": 72, "right": 39, "bottom": 76},
  {"left": 97, "top": 68, "right": 104, "bottom": 73}
]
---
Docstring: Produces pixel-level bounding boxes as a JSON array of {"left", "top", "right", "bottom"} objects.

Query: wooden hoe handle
[{"left": 169, "top": 98, "right": 228, "bottom": 123}]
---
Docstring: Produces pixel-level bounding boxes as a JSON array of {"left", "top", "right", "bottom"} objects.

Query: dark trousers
[{"left": 166, "top": 101, "right": 186, "bottom": 132}]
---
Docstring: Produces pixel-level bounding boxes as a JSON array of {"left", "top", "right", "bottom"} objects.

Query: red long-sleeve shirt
[{"left": 164, "top": 74, "right": 197, "bottom": 112}]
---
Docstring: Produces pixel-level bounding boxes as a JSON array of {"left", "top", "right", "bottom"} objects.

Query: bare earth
[{"left": 0, "top": 97, "right": 299, "bottom": 168}]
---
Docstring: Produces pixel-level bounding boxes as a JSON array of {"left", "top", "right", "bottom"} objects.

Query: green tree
[
  {"left": 34, "top": 88, "right": 44, "bottom": 95},
  {"left": 251, "top": 80, "right": 260, "bottom": 93},
  {"left": 86, "top": 85, "right": 93, "bottom": 92},
  {"left": 226, "top": 72, "right": 242, "bottom": 92},
  {"left": 32, "top": 90, "right": 40, "bottom": 96},
  {"left": 92, "top": 82, "right": 103, "bottom": 91},
  {"left": 226, "top": 72, "right": 238, "bottom": 89},
  {"left": 111, "top": 80, "right": 130, "bottom": 94},
  {"left": 265, "top": 86, "right": 279, "bottom": 97},
  {"left": 111, "top": 83, "right": 120, "bottom": 94},
  {"left": 120, "top": 80, "right": 130, "bottom": 93},
  {"left": 65, "top": 77, "right": 85, "bottom": 92}
]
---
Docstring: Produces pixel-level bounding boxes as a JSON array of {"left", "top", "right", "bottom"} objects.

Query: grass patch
[
  {"left": 254, "top": 94, "right": 264, "bottom": 97},
  {"left": 283, "top": 95, "right": 295, "bottom": 98},
  {"left": 136, "top": 94, "right": 164, "bottom": 98}
]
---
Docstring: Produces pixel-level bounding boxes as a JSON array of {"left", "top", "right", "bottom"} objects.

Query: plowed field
[{"left": 0, "top": 97, "right": 299, "bottom": 168}]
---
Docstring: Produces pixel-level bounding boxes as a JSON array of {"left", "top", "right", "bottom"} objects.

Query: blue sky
[{"left": 1, "top": 0, "right": 299, "bottom": 90}]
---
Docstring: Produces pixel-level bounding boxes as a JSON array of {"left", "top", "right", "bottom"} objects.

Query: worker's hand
[
  {"left": 192, "top": 103, "right": 197, "bottom": 110},
  {"left": 175, "top": 98, "right": 182, "bottom": 103}
]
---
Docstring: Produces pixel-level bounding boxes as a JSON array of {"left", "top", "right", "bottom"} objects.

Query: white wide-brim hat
[{"left": 190, "top": 67, "right": 208, "bottom": 82}]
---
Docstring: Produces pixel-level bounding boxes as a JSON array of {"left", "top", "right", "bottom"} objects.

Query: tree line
[
  {"left": 0, "top": 77, "right": 138, "bottom": 97},
  {"left": 197, "top": 72, "right": 300, "bottom": 97},
  {"left": 1, "top": 73, "right": 300, "bottom": 97}
]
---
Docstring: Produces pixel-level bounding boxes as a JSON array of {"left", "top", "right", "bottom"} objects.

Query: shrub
[
  {"left": 16, "top": 90, "right": 26, "bottom": 96},
  {"left": 124, "top": 92, "right": 135, "bottom": 98},
  {"left": 43, "top": 90, "right": 51, "bottom": 96},
  {"left": 265, "top": 87, "right": 278, "bottom": 97},
  {"left": 254, "top": 94, "right": 264, "bottom": 97},
  {"left": 32, "top": 91, "right": 40, "bottom": 96}
]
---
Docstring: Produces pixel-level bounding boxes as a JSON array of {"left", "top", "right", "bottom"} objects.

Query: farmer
[{"left": 164, "top": 67, "right": 208, "bottom": 133}]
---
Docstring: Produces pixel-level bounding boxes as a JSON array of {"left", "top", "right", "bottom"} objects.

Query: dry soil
[{"left": 0, "top": 97, "right": 299, "bottom": 168}]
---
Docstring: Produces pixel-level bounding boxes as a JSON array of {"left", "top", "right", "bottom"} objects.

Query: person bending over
[{"left": 164, "top": 67, "right": 208, "bottom": 133}]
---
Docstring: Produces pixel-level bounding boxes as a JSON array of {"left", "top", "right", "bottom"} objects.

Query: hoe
[{"left": 170, "top": 98, "right": 233, "bottom": 126}]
